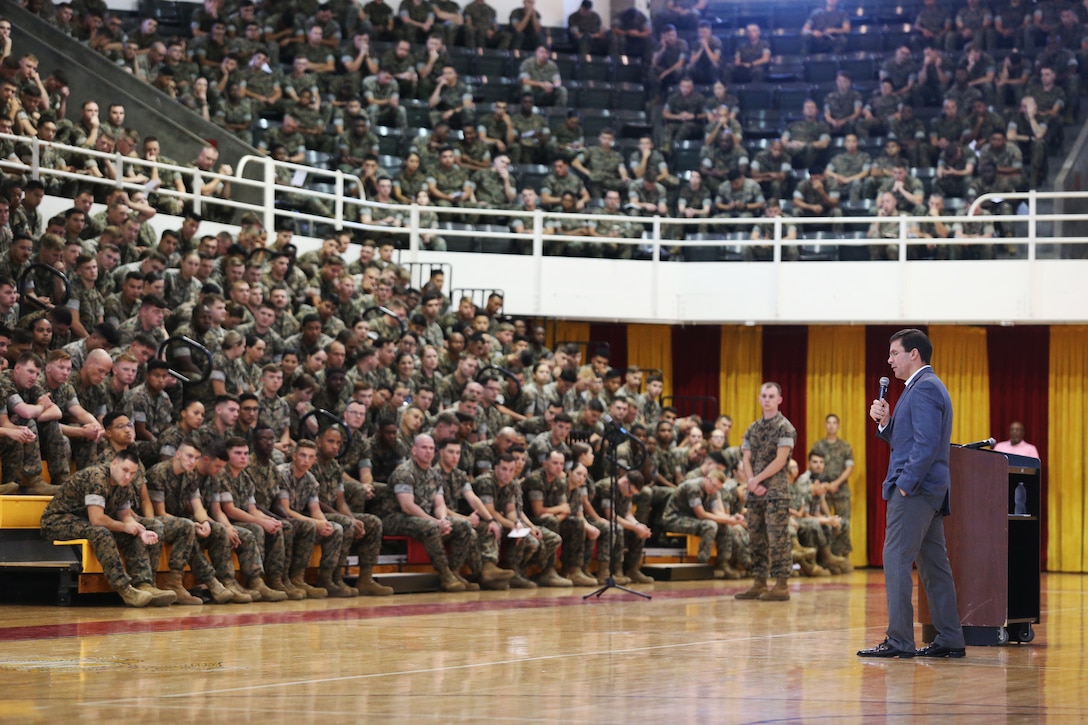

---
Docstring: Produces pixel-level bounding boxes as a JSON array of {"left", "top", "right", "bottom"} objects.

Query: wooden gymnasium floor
[{"left": 0, "top": 569, "right": 1084, "bottom": 724}]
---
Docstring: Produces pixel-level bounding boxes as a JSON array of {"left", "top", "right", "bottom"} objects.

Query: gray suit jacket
[{"left": 876, "top": 366, "right": 953, "bottom": 512}]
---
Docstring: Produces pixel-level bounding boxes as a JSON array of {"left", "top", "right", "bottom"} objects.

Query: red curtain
[
  {"left": 588, "top": 323, "right": 629, "bottom": 371},
  {"left": 669, "top": 325, "right": 723, "bottom": 420},
  {"left": 987, "top": 325, "right": 1050, "bottom": 569},
  {"left": 760, "top": 326, "right": 810, "bottom": 461}
]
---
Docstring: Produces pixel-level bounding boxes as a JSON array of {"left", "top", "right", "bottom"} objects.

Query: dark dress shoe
[
  {"left": 857, "top": 639, "right": 915, "bottom": 658},
  {"left": 915, "top": 643, "right": 966, "bottom": 658}
]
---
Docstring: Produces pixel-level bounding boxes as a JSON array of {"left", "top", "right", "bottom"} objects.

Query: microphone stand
[{"left": 585, "top": 428, "right": 651, "bottom": 600}]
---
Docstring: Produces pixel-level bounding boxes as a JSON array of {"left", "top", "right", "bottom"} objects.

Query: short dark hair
[{"left": 890, "top": 328, "right": 932, "bottom": 364}]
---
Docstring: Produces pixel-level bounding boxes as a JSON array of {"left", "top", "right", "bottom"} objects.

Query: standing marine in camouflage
[
  {"left": 735, "top": 382, "right": 797, "bottom": 602},
  {"left": 810, "top": 412, "right": 855, "bottom": 565}
]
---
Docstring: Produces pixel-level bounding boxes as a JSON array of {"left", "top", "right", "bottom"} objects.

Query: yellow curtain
[
  {"left": 806, "top": 326, "right": 869, "bottom": 567},
  {"left": 627, "top": 324, "right": 674, "bottom": 399},
  {"left": 719, "top": 325, "right": 763, "bottom": 425},
  {"left": 548, "top": 321, "right": 591, "bottom": 353},
  {"left": 1048, "top": 327, "right": 1088, "bottom": 572},
  {"left": 928, "top": 326, "right": 991, "bottom": 446}
]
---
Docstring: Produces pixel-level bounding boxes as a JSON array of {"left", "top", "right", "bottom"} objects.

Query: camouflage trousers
[
  {"left": 503, "top": 526, "right": 561, "bottom": 572},
  {"left": 0, "top": 418, "right": 44, "bottom": 483},
  {"left": 471, "top": 518, "right": 500, "bottom": 568},
  {"left": 71, "top": 434, "right": 99, "bottom": 471},
  {"left": 40, "top": 513, "right": 154, "bottom": 592},
  {"left": 664, "top": 513, "right": 729, "bottom": 564},
  {"left": 383, "top": 512, "right": 473, "bottom": 573},
  {"left": 235, "top": 521, "right": 288, "bottom": 579},
  {"left": 346, "top": 480, "right": 390, "bottom": 517},
  {"left": 747, "top": 497, "right": 792, "bottom": 579},
  {"left": 326, "top": 512, "right": 376, "bottom": 570},
  {"left": 193, "top": 520, "right": 262, "bottom": 581},
  {"left": 827, "top": 489, "right": 853, "bottom": 555},
  {"left": 285, "top": 517, "right": 343, "bottom": 577},
  {"left": 154, "top": 514, "right": 219, "bottom": 582},
  {"left": 795, "top": 517, "right": 829, "bottom": 548},
  {"left": 135, "top": 515, "right": 188, "bottom": 574},
  {"left": 39, "top": 419, "right": 71, "bottom": 484},
  {"left": 557, "top": 515, "right": 587, "bottom": 571},
  {"left": 632, "top": 484, "right": 673, "bottom": 532},
  {"left": 587, "top": 519, "right": 624, "bottom": 574}
]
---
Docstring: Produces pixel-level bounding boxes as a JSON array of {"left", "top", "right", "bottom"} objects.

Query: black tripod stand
[{"left": 585, "top": 427, "right": 651, "bottom": 600}]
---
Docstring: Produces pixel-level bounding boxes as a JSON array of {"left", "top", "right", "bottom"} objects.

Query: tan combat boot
[
  {"left": 625, "top": 568, "right": 655, "bottom": 584},
  {"left": 798, "top": 557, "right": 830, "bottom": 577},
  {"left": 118, "top": 584, "right": 154, "bottom": 608},
  {"left": 480, "top": 561, "right": 515, "bottom": 584},
  {"left": 205, "top": 577, "right": 237, "bottom": 604},
  {"left": 817, "top": 546, "right": 848, "bottom": 575},
  {"left": 250, "top": 576, "right": 290, "bottom": 602},
  {"left": 269, "top": 575, "right": 306, "bottom": 600},
  {"left": 714, "top": 563, "right": 743, "bottom": 580},
  {"left": 536, "top": 567, "right": 573, "bottom": 587},
  {"left": 563, "top": 568, "right": 599, "bottom": 586},
  {"left": 222, "top": 578, "right": 254, "bottom": 603},
  {"left": 136, "top": 581, "right": 178, "bottom": 607},
  {"left": 290, "top": 574, "right": 328, "bottom": 598},
  {"left": 355, "top": 568, "right": 394, "bottom": 596},
  {"left": 318, "top": 572, "right": 358, "bottom": 598},
  {"left": 735, "top": 576, "right": 768, "bottom": 600},
  {"left": 758, "top": 576, "right": 791, "bottom": 601},
  {"left": 439, "top": 568, "right": 467, "bottom": 592},
  {"left": 164, "top": 571, "right": 203, "bottom": 605}
]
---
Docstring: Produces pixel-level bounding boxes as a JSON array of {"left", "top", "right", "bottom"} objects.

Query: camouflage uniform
[
  {"left": 539, "top": 171, "right": 587, "bottom": 209},
  {"left": 69, "top": 282, "right": 105, "bottom": 335},
  {"left": 432, "top": 464, "right": 487, "bottom": 570},
  {"left": 129, "top": 383, "right": 173, "bottom": 467},
  {"left": 277, "top": 462, "right": 344, "bottom": 577},
  {"left": 217, "top": 467, "right": 288, "bottom": 579},
  {"left": 383, "top": 459, "right": 473, "bottom": 573},
  {"left": 311, "top": 456, "right": 383, "bottom": 569},
  {"left": 473, "top": 472, "right": 560, "bottom": 572},
  {"left": 427, "top": 163, "right": 475, "bottom": 206},
  {"left": 40, "top": 464, "right": 156, "bottom": 592},
  {"left": 824, "top": 88, "right": 863, "bottom": 134},
  {"left": 750, "top": 147, "right": 792, "bottom": 200},
  {"left": 575, "top": 145, "right": 627, "bottom": 196},
  {"left": 662, "top": 89, "right": 707, "bottom": 149},
  {"left": 782, "top": 117, "right": 832, "bottom": 170},
  {"left": 70, "top": 374, "right": 107, "bottom": 471},
  {"left": 215, "top": 95, "right": 255, "bottom": 145},
  {"left": 662, "top": 477, "right": 748, "bottom": 570},
  {"left": 790, "top": 470, "right": 829, "bottom": 549},
  {"left": 518, "top": 57, "right": 568, "bottom": 107},
  {"left": 826, "top": 150, "right": 872, "bottom": 202},
  {"left": 145, "top": 460, "right": 246, "bottom": 582},
  {"left": 0, "top": 370, "right": 52, "bottom": 484},
  {"left": 590, "top": 477, "right": 637, "bottom": 576},
  {"left": 509, "top": 111, "right": 550, "bottom": 165},
  {"left": 741, "top": 412, "right": 796, "bottom": 580}
]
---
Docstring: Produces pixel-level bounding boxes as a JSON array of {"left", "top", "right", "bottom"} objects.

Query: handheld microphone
[
  {"left": 962, "top": 437, "right": 996, "bottom": 450},
  {"left": 878, "top": 376, "right": 890, "bottom": 402}
]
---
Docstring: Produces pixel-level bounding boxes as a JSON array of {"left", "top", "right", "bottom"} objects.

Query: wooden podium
[{"left": 919, "top": 446, "right": 1041, "bottom": 645}]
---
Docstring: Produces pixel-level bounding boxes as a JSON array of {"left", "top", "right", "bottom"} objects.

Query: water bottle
[{"left": 1014, "top": 482, "right": 1027, "bottom": 515}]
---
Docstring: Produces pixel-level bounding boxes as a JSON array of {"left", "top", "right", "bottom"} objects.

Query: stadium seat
[
  {"left": 777, "top": 83, "right": 815, "bottom": 114},
  {"left": 803, "top": 55, "right": 840, "bottom": 84},
  {"left": 613, "top": 57, "right": 645, "bottom": 84},
  {"left": 735, "top": 83, "right": 776, "bottom": 111},
  {"left": 611, "top": 83, "right": 646, "bottom": 111},
  {"left": 475, "top": 49, "right": 512, "bottom": 78},
  {"left": 375, "top": 126, "right": 403, "bottom": 157},
  {"left": 575, "top": 55, "right": 613, "bottom": 82}
]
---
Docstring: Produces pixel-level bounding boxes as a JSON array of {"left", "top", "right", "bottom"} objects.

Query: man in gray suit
[{"left": 859, "top": 328, "right": 966, "bottom": 659}]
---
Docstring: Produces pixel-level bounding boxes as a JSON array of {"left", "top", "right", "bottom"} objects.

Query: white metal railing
[{"left": 6, "top": 131, "right": 1088, "bottom": 264}]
